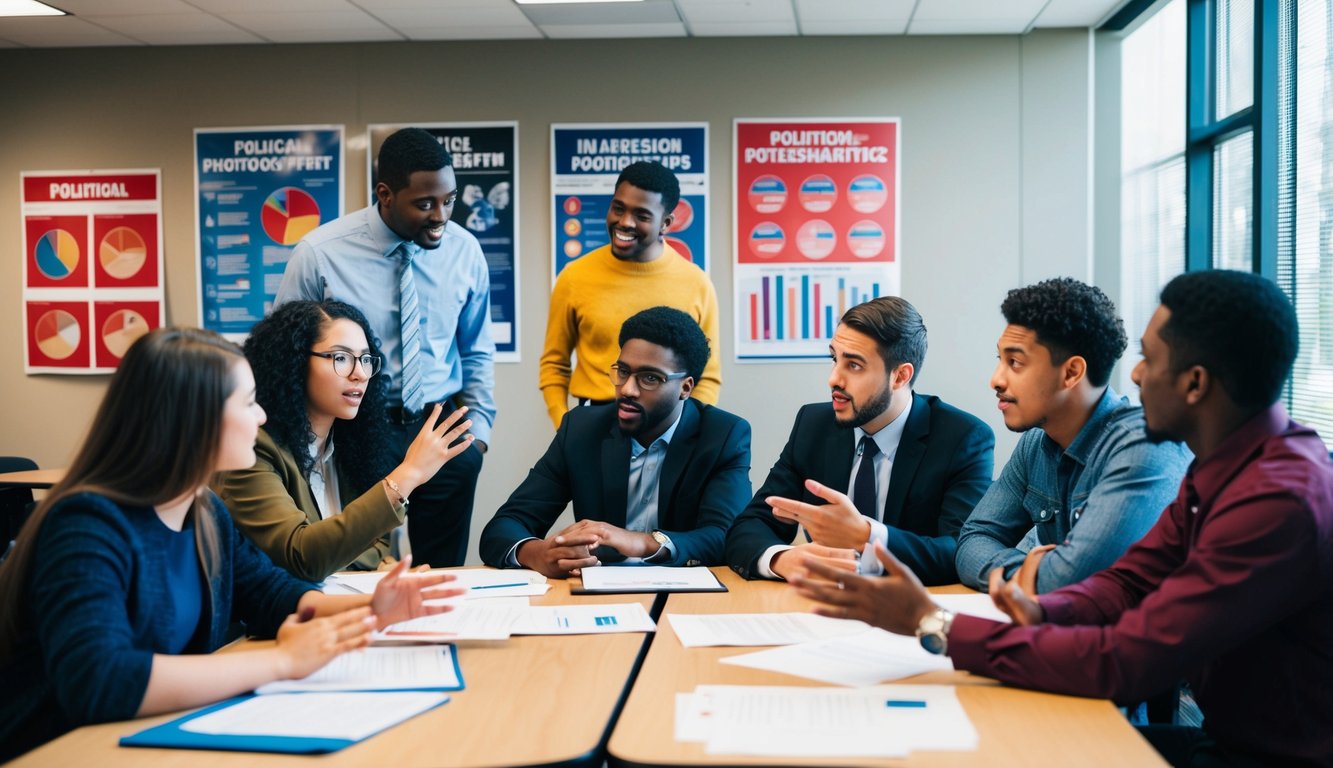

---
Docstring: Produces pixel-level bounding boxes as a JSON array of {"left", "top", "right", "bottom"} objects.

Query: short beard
[{"left": 834, "top": 386, "right": 893, "bottom": 430}]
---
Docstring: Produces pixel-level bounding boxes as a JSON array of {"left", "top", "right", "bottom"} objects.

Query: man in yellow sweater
[{"left": 540, "top": 161, "right": 722, "bottom": 429}]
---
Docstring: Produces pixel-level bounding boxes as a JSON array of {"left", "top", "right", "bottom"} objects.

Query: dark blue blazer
[
  {"left": 724, "top": 393, "right": 994, "bottom": 585},
  {"left": 480, "top": 399, "right": 752, "bottom": 568}
]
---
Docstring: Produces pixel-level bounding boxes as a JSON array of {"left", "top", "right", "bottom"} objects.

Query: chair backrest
[{"left": 0, "top": 456, "right": 40, "bottom": 546}]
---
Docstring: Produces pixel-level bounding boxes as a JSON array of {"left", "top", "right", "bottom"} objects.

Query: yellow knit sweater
[{"left": 539, "top": 243, "right": 722, "bottom": 428}]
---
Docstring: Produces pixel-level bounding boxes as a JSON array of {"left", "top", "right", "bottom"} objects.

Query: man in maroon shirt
[{"left": 794, "top": 270, "right": 1333, "bottom": 767}]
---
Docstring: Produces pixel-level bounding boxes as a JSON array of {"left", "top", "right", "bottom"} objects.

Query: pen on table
[
  {"left": 470, "top": 582, "right": 527, "bottom": 590},
  {"left": 885, "top": 700, "right": 927, "bottom": 708}
]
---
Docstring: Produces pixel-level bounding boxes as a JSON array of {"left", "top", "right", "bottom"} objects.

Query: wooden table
[
  {"left": 609, "top": 567, "right": 1167, "bottom": 768},
  {"left": 10, "top": 569, "right": 655, "bottom": 768},
  {"left": 0, "top": 468, "right": 63, "bottom": 489}
]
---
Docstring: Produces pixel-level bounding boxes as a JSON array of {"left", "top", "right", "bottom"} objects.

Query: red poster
[
  {"left": 25, "top": 301, "right": 92, "bottom": 369},
  {"left": 93, "top": 213, "right": 159, "bottom": 287},
  {"left": 25, "top": 215, "right": 89, "bottom": 288},
  {"left": 93, "top": 301, "right": 161, "bottom": 368}
]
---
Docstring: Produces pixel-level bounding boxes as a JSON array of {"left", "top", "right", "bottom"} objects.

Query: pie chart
[
  {"left": 261, "top": 187, "right": 321, "bottom": 245},
  {"left": 35, "top": 309, "right": 81, "bottom": 360},
  {"left": 101, "top": 309, "right": 149, "bottom": 359},
  {"left": 99, "top": 226, "right": 147, "bottom": 280},
  {"left": 34, "top": 229, "right": 80, "bottom": 280}
]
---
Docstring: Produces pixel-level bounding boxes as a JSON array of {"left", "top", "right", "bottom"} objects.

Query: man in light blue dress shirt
[
  {"left": 955, "top": 278, "right": 1191, "bottom": 593},
  {"left": 480, "top": 307, "right": 751, "bottom": 577},
  {"left": 275, "top": 128, "right": 495, "bottom": 567}
]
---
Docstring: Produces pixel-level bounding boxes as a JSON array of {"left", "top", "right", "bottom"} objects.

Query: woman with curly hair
[
  {"left": 0, "top": 327, "right": 460, "bottom": 762},
  {"left": 217, "top": 300, "right": 472, "bottom": 581}
]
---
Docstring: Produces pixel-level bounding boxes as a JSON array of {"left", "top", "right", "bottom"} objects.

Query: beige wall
[{"left": 0, "top": 30, "right": 1097, "bottom": 563}]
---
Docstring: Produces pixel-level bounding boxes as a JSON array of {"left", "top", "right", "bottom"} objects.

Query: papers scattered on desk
[
  {"left": 577, "top": 565, "right": 725, "bottom": 593},
  {"left": 675, "top": 684, "right": 976, "bottom": 757},
  {"left": 721, "top": 628, "right": 951, "bottom": 686},
  {"left": 934, "top": 592, "right": 1013, "bottom": 624},
  {"left": 511, "top": 602, "right": 656, "bottom": 635},
  {"left": 179, "top": 692, "right": 447, "bottom": 742},
  {"left": 324, "top": 568, "right": 549, "bottom": 599},
  {"left": 668, "top": 612, "right": 868, "bottom": 647},
  {"left": 377, "top": 599, "right": 529, "bottom": 642},
  {"left": 256, "top": 645, "right": 462, "bottom": 694}
]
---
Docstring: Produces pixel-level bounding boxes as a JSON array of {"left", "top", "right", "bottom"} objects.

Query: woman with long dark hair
[
  {"left": 218, "top": 300, "right": 473, "bottom": 580},
  {"left": 0, "top": 327, "right": 460, "bottom": 762}
]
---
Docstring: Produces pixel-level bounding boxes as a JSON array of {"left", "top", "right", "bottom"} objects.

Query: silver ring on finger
[{"left": 836, "top": 580, "right": 845, "bottom": 590}]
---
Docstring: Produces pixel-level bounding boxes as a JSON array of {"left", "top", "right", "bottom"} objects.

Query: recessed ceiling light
[
  {"left": 514, "top": 0, "right": 642, "bottom": 4},
  {"left": 0, "top": 0, "right": 65, "bottom": 16}
]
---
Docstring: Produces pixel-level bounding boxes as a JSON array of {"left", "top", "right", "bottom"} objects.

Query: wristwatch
[
  {"left": 646, "top": 530, "right": 671, "bottom": 561},
  {"left": 915, "top": 607, "right": 955, "bottom": 655}
]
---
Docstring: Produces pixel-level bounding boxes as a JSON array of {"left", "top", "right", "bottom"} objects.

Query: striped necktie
[{"left": 397, "top": 244, "right": 424, "bottom": 415}]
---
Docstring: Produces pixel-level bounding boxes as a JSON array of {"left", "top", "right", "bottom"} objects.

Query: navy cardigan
[{"left": 0, "top": 492, "right": 314, "bottom": 761}]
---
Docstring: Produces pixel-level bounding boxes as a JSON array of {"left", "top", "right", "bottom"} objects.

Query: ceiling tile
[
  {"left": 83, "top": 13, "right": 263, "bottom": 43},
  {"left": 675, "top": 0, "right": 794, "bottom": 24},
  {"left": 794, "top": 0, "right": 914, "bottom": 24},
  {"left": 0, "top": 15, "right": 141, "bottom": 46},
  {"left": 401, "top": 23, "right": 542, "bottom": 39},
  {"left": 802, "top": 19, "right": 910, "bottom": 35},
  {"left": 48, "top": 0, "right": 200, "bottom": 13},
  {"left": 188, "top": 0, "right": 355, "bottom": 12},
  {"left": 517, "top": 0, "right": 679, "bottom": 26},
  {"left": 908, "top": 0, "right": 1046, "bottom": 33},
  {"left": 373, "top": 6, "right": 533, "bottom": 27},
  {"left": 539, "top": 21, "right": 686, "bottom": 38},
  {"left": 690, "top": 20, "right": 798, "bottom": 36},
  {"left": 1034, "top": 0, "right": 1127, "bottom": 28}
]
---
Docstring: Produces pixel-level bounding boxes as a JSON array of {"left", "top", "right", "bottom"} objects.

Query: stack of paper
[
  {"left": 675, "top": 684, "right": 977, "bottom": 757},
  {"left": 720, "top": 628, "right": 952, "bottom": 686},
  {"left": 668, "top": 612, "right": 868, "bottom": 647},
  {"left": 577, "top": 565, "right": 725, "bottom": 593},
  {"left": 324, "top": 568, "right": 550, "bottom": 599},
  {"left": 256, "top": 645, "right": 463, "bottom": 693},
  {"left": 376, "top": 599, "right": 656, "bottom": 641}
]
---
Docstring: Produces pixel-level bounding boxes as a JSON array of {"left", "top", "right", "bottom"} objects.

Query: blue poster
[
  {"left": 195, "top": 126, "right": 343, "bottom": 337},
  {"left": 550, "top": 123, "right": 709, "bottom": 279},
  {"left": 368, "top": 123, "right": 520, "bottom": 362}
]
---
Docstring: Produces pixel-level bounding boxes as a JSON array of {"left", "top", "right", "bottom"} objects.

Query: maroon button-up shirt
[{"left": 949, "top": 406, "right": 1333, "bottom": 765}]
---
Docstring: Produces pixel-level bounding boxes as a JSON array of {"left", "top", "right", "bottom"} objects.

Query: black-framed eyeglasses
[
  {"left": 609, "top": 364, "right": 687, "bottom": 391},
  {"left": 310, "top": 351, "right": 381, "bottom": 379}
]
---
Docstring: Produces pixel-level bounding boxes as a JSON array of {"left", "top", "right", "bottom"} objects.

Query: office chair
[{"left": 0, "top": 456, "right": 40, "bottom": 554}]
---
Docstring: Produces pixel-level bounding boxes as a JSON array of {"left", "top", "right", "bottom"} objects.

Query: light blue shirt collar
[{"left": 854, "top": 393, "right": 912, "bottom": 462}]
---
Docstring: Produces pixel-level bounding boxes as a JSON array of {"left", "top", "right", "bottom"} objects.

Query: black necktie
[{"left": 852, "top": 436, "right": 880, "bottom": 520}]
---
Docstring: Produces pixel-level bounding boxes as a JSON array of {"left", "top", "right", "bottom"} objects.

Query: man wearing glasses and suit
[{"left": 481, "top": 307, "right": 751, "bottom": 577}]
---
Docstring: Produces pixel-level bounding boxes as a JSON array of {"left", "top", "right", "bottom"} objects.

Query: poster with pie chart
[
  {"left": 93, "top": 213, "right": 159, "bottom": 287},
  {"left": 25, "top": 215, "right": 89, "bottom": 288},
  {"left": 94, "top": 301, "right": 161, "bottom": 367},
  {"left": 25, "top": 302, "right": 91, "bottom": 369},
  {"left": 261, "top": 187, "right": 322, "bottom": 245}
]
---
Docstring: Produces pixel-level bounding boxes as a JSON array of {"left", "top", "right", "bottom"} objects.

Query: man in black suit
[
  {"left": 725, "top": 297, "right": 994, "bottom": 585},
  {"left": 481, "top": 307, "right": 751, "bottom": 577}
]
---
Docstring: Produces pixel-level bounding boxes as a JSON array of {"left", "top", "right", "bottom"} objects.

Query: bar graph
[{"left": 737, "top": 268, "right": 885, "bottom": 357}]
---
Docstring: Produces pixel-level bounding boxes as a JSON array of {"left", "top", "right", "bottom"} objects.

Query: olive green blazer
[{"left": 216, "top": 428, "right": 402, "bottom": 581}]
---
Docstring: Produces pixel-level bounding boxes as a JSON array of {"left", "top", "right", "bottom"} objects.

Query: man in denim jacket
[{"left": 955, "top": 278, "right": 1191, "bottom": 594}]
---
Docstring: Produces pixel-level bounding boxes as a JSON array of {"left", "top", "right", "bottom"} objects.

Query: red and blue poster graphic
[
  {"left": 551, "top": 123, "right": 709, "bottom": 279},
  {"left": 195, "top": 126, "right": 343, "bottom": 338},
  {"left": 20, "top": 170, "right": 164, "bottom": 374},
  {"left": 369, "top": 123, "right": 521, "bottom": 363},
  {"left": 733, "top": 119, "right": 900, "bottom": 360}
]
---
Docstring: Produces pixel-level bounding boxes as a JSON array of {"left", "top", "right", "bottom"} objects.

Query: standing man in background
[
  {"left": 540, "top": 161, "right": 722, "bottom": 429},
  {"left": 276, "top": 127, "right": 495, "bottom": 567}
]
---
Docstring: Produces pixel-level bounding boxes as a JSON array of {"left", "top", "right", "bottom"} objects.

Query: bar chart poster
[
  {"left": 551, "top": 123, "right": 709, "bottom": 279},
  {"left": 20, "top": 170, "right": 164, "bottom": 374},
  {"left": 368, "top": 122, "right": 521, "bottom": 362},
  {"left": 195, "top": 125, "right": 343, "bottom": 338},
  {"left": 733, "top": 118, "right": 900, "bottom": 360}
]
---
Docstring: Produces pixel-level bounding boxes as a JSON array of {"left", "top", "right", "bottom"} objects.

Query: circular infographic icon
[
  {"left": 563, "top": 219, "right": 582, "bottom": 236},
  {"left": 99, "top": 226, "right": 147, "bottom": 280},
  {"left": 796, "top": 220, "right": 837, "bottom": 261},
  {"left": 34, "top": 229, "right": 80, "bottom": 280},
  {"left": 35, "top": 309, "right": 81, "bottom": 360},
  {"left": 747, "top": 175, "right": 787, "bottom": 214},
  {"left": 799, "top": 175, "right": 837, "bottom": 213},
  {"left": 664, "top": 237, "right": 693, "bottom": 262},
  {"left": 101, "top": 309, "right": 150, "bottom": 359},
  {"left": 261, "top": 187, "right": 321, "bottom": 245},
  {"left": 563, "top": 197, "right": 582, "bottom": 216},
  {"left": 668, "top": 198, "right": 694, "bottom": 232},
  {"left": 747, "top": 222, "right": 786, "bottom": 258},
  {"left": 847, "top": 220, "right": 886, "bottom": 259},
  {"left": 848, "top": 174, "right": 888, "bottom": 213},
  {"left": 563, "top": 240, "right": 583, "bottom": 259}
]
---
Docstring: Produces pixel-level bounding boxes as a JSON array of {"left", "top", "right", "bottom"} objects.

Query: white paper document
[
  {"left": 180, "top": 692, "right": 447, "bottom": 741},
  {"left": 255, "top": 646, "right": 461, "bottom": 694},
  {"left": 934, "top": 593, "right": 1013, "bottom": 624},
  {"left": 510, "top": 602, "right": 656, "bottom": 635},
  {"left": 668, "top": 612, "right": 868, "bottom": 647},
  {"left": 325, "top": 568, "right": 549, "bottom": 599},
  {"left": 376, "top": 600, "right": 528, "bottom": 642},
  {"left": 578, "top": 565, "right": 723, "bottom": 592},
  {"left": 720, "top": 628, "right": 952, "bottom": 686},
  {"left": 675, "top": 684, "right": 976, "bottom": 757}
]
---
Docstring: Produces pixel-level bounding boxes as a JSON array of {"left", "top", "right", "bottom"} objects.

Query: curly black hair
[
  {"left": 618, "top": 306, "right": 710, "bottom": 384},
  {"left": 615, "top": 161, "right": 680, "bottom": 215},
  {"left": 1000, "top": 277, "right": 1127, "bottom": 387},
  {"left": 244, "top": 300, "right": 397, "bottom": 497},
  {"left": 1159, "top": 270, "right": 1297, "bottom": 409},
  {"left": 840, "top": 297, "right": 928, "bottom": 385},
  {"left": 377, "top": 128, "right": 452, "bottom": 193}
]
